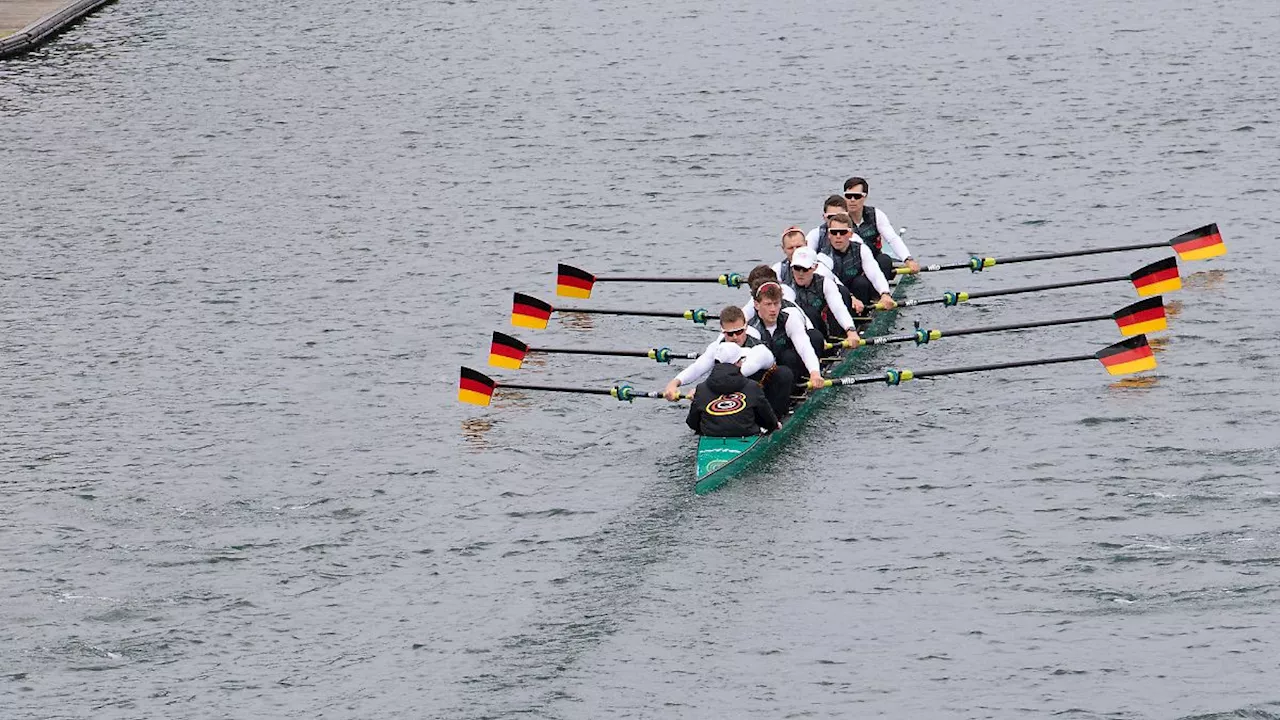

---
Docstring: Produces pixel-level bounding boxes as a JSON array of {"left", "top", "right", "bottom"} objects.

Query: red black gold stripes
[
  {"left": 1169, "top": 223, "right": 1226, "bottom": 261},
  {"left": 1094, "top": 335, "right": 1158, "bottom": 376},
  {"left": 556, "top": 264, "right": 596, "bottom": 299},
  {"left": 1111, "top": 296, "right": 1167, "bottom": 337},
  {"left": 489, "top": 331, "right": 529, "bottom": 369},
  {"left": 1129, "top": 256, "right": 1181, "bottom": 297},
  {"left": 512, "top": 293, "right": 553, "bottom": 330},
  {"left": 459, "top": 366, "right": 497, "bottom": 406}
]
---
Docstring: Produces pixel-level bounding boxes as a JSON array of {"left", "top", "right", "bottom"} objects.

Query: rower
[
  {"left": 771, "top": 226, "right": 838, "bottom": 289},
  {"left": 748, "top": 281, "right": 825, "bottom": 393},
  {"left": 843, "top": 176, "right": 921, "bottom": 276},
  {"left": 782, "top": 246, "right": 861, "bottom": 349},
  {"left": 804, "top": 194, "right": 853, "bottom": 256},
  {"left": 818, "top": 211, "right": 896, "bottom": 312},
  {"left": 684, "top": 345, "right": 781, "bottom": 437},
  {"left": 740, "top": 264, "right": 814, "bottom": 330},
  {"left": 663, "top": 305, "right": 794, "bottom": 418}
]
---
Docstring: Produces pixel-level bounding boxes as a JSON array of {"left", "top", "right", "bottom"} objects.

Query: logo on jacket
[{"left": 705, "top": 393, "right": 747, "bottom": 416}]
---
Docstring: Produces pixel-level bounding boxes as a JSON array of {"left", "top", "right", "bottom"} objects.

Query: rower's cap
[
  {"left": 712, "top": 342, "right": 745, "bottom": 364},
  {"left": 791, "top": 246, "right": 819, "bottom": 269}
]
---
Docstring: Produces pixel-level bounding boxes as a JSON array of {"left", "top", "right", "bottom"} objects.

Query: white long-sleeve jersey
[
  {"left": 756, "top": 306, "right": 821, "bottom": 375},
  {"left": 673, "top": 332, "right": 777, "bottom": 387},
  {"left": 818, "top": 240, "right": 892, "bottom": 296}
]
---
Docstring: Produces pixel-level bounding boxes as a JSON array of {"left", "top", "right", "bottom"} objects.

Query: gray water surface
[{"left": 2, "top": 1, "right": 1277, "bottom": 718}]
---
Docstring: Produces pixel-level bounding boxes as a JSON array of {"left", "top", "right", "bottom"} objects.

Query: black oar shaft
[
  {"left": 899, "top": 274, "right": 1128, "bottom": 307},
  {"left": 597, "top": 276, "right": 732, "bottom": 283},
  {"left": 986, "top": 242, "right": 1169, "bottom": 266},
  {"left": 557, "top": 306, "right": 719, "bottom": 320},
  {"left": 496, "top": 382, "right": 668, "bottom": 399},
  {"left": 916, "top": 240, "right": 1171, "bottom": 272},
  {"left": 529, "top": 347, "right": 699, "bottom": 360},
  {"left": 833, "top": 354, "right": 1095, "bottom": 386},
  {"left": 862, "top": 312, "right": 1112, "bottom": 346}
]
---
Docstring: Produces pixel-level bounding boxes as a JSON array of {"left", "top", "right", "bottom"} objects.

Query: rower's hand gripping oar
[
  {"left": 822, "top": 335, "right": 1159, "bottom": 389},
  {"left": 458, "top": 366, "right": 693, "bottom": 407},
  {"left": 556, "top": 263, "right": 746, "bottom": 299},
  {"left": 899, "top": 224, "right": 1226, "bottom": 275},
  {"left": 512, "top": 292, "right": 717, "bottom": 330},
  {"left": 825, "top": 296, "right": 1169, "bottom": 351},
  {"left": 488, "top": 331, "right": 701, "bottom": 370},
  {"left": 895, "top": 257, "right": 1182, "bottom": 310}
]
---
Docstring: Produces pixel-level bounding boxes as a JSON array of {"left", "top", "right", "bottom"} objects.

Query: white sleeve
[
  {"left": 781, "top": 284, "right": 797, "bottom": 302},
  {"left": 822, "top": 279, "right": 856, "bottom": 330},
  {"left": 805, "top": 227, "right": 821, "bottom": 251},
  {"left": 770, "top": 260, "right": 783, "bottom": 279},
  {"left": 875, "top": 208, "right": 912, "bottom": 260},
  {"left": 859, "top": 241, "right": 892, "bottom": 295},
  {"left": 741, "top": 300, "right": 756, "bottom": 323},
  {"left": 783, "top": 308, "right": 820, "bottom": 374},
  {"left": 674, "top": 338, "right": 720, "bottom": 386},
  {"left": 816, "top": 261, "right": 843, "bottom": 287},
  {"left": 739, "top": 344, "right": 776, "bottom": 378}
]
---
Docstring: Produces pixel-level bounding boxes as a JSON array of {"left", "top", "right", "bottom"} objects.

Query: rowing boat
[{"left": 694, "top": 274, "right": 915, "bottom": 494}]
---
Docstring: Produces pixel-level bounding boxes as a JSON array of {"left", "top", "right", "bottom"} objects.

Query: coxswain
[
  {"left": 819, "top": 211, "right": 896, "bottom": 311},
  {"left": 662, "top": 305, "right": 794, "bottom": 418},
  {"left": 842, "top": 176, "right": 920, "bottom": 276},
  {"left": 783, "top": 246, "right": 861, "bottom": 348},
  {"left": 684, "top": 345, "right": 781, "bottom": 437},
  {"left": 748, "top": 280, "right": 825, "bottom": 392}
]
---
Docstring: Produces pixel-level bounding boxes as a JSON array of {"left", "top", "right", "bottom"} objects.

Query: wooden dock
[{"left": 0, "top": 0, "right": 116, "bottom": 57}]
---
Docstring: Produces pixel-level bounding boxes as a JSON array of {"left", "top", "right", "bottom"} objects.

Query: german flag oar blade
[
  {"left": 1170, "top": 223, "right": 1227, "bottom": 261},
  {"left": 556, "top": 263, "right": 596, "bottom": 299},
  {"left": 489, "top": 331, "right": 529, "bottom": 369},
  {"left": 1095, "top": 335, "right": 1157, "bottom": 376},
  {"left": 1112, "top": 296, "right": 1168, "bottom": 337},
  {"left": 459, "top": 366, "right": 497, "bottom": 406},
  {"left": 1129, "top": 256, "right": 1181, "bottom": 297},
  {"left": 512, "top": 292, "right": 553, "bottom": 330}
]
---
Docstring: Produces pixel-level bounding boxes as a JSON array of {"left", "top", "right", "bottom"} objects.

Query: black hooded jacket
[{"left": 685, "top": 363, "right": 780, "bottom": 437}]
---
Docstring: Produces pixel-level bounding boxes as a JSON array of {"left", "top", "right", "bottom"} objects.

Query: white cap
[
  {"left": 791, "top": 245, "right": 819, "bottom": 269},
  {"left": 712, "top": 342, "right": 744, "bottom": 364}
]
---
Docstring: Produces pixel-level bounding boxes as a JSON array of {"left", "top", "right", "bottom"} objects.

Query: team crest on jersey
[{"left": 705, "top": 393, "right": 747, "bottom": 416}]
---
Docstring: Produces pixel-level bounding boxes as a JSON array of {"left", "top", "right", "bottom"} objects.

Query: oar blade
[
  {"left": 1112, "top": 296, "right": 1168, "bottom": 337},
  {"left": 489, "top": 331, "right": 528, "bottom": 369},
  {"left": 1094, "top": 335, "right": 1157, "bottom": 376},
  {"left": 459, "top": 366, "right": 497, "bottom": 406},
  {"left": 1129, "top": 256, "right": 1182, "bottom": 297},
  {"left": 1169, "top": 223, "right": 1227, "bottom": 261},
  {"left": 512, "top": 292, "right": 553, "bottom": 329},
  {"left": 556, "top": 263, "right": 596, "bottom": 299}
]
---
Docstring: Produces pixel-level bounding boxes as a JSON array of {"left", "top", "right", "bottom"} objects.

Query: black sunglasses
[
  {"left": 828, "top": 228, "right": 852, "bottom": 236},
  {"left": 723, "top": 327, "right": 747, "bottom": 337},
  {"left": 844, "top": 192, "right": 866, "bottom": 200}
]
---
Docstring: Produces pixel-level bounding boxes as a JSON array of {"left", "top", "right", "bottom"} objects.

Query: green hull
[{"left": 693, "top": 276, "right": 914, "bottom": 495}]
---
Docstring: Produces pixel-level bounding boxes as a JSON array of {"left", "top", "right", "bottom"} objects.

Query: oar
[
  {"left": 488, "top": 331, "right": 700, "bottom": 370},
  {"left": 824, "top": 335, "right": 1158, "bottom": 388},
  {"left": 896, "top": 257, "right": 1181, "bottom": 309},
  {"left": 512, "top": 292, "right": 717, "bottom": 330},
  {"left": 556, "top": 263, "right": 744, "bottom": 299},
  {"left": 458, "top": 366, "right": 691, "bottom": 406},
  {"left": 900, "top": 224, "right": 1226, "bottom": 274},
  {"left": 827, "top": 296, "right": 1167, "bottom": 350}
]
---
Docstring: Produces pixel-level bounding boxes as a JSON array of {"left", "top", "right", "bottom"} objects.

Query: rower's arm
[
  {"left": 859, "top": 241, "right": 893, "bottom": 295},
  {"left": 805, "top": 227, "right": 821, "bottom": 251},
  {"left": 875, "top": 208, "right": 913, "bottom": 260},
  {"left": 739, "top": 345, "right": 776, "bottom": 377},
  {"left": 783, "top": 309, "right": 821, "bottom": 374},
  {"left": 821, "top": 279, "right": 857, "bottom": 330},
  {"left": 674, "top": 338, "right": 720, "bottom": 386}
]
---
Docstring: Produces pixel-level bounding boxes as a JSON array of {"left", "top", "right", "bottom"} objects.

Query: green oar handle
[
  {"left": 909, "top": 240, "right": 1171, "bottom": 274},
  {"left": 827, "top": 353, "right": 1096, "bottom": 387}
]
